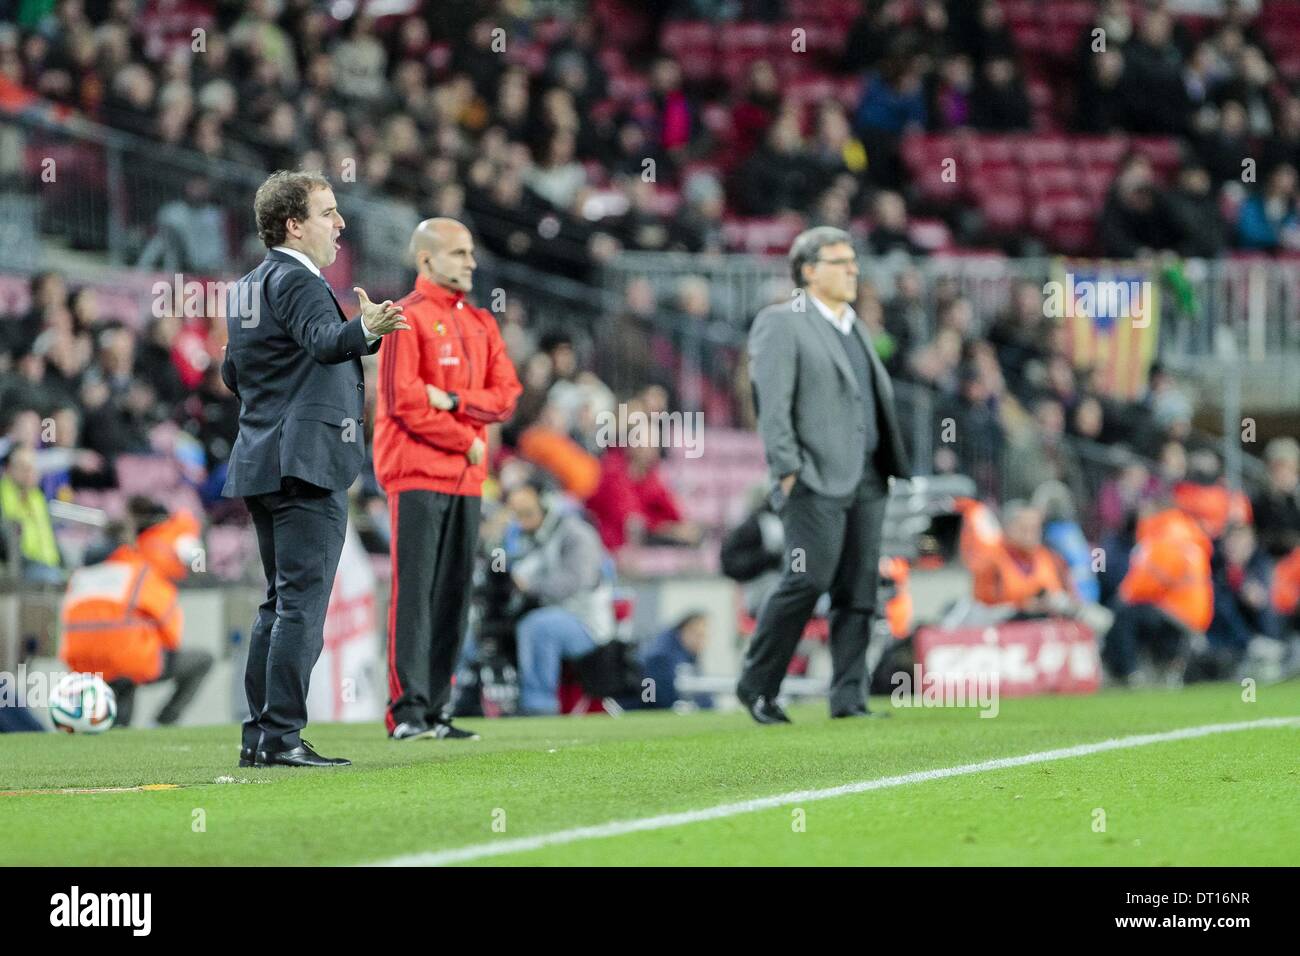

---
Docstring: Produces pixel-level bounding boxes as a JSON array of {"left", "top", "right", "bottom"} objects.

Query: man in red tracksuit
[{"left": 375, "top": 218, "right": 522, "bottom": 740}]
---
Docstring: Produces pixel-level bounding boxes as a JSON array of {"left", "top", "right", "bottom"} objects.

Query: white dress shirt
[
  {"left": 273, "top": 245, "right": 379, "bottom": 344},
  {"left": 809, "top": 293, "right": 856, "bottom": 335}
]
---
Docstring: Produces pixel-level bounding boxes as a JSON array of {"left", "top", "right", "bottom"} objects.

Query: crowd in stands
[{"left": 7, "top": 1, "right": 1300, "bottom": 271}]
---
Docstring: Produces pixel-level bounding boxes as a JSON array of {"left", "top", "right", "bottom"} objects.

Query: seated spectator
[
  {"left": 636, "top": 611, "right": 713, "bottom": 711},
  {"left": 60, "top": 502, "right": 211, "bottom": 727},
  {"left": 967, "top": 500, "right": 1075, "bottom": 617},
  {"left": 1035, "top": 480, "right": 1100, "bottom": 605},
  {"left": 1101, "top": 504, "right": 1213, "bottom": 685},
  {"left": 0, "top": 445, "right": 62, "bottom": 584},
  {"left": 1252, "top": 437, "right": 1300, "bottom": 558},
  {"left": 1171, "top": 449, "right": 1252, "bottom": 542},
  {"left": 1097, "top": 457, "right": 1160, "bottom": 539},
  {"left": 1205, "top": 523, "right": 1280, "bottom": 674},
  {"left": 586, "top": 439, "right": 700, "bottom": 552},
  {"left": 1237, "top": 162, "right": 1300, "bottom": 251},
  {"left": 503, "top": 482, "right": 615, "bottom": 715},
  {"left": 854, "top": 53, "right": 928, "bottom": 136}
]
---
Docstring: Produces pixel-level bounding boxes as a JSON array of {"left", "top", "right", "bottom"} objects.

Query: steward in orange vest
[
  {"left": 1102, "top": 505, "right": 1214, "bottom": 683},
  {"left": 59, "top": 505, "right": 211, "bottom": 727},
  {"left": 957, "top": 499, "right": 1074, "bottom": 615}
]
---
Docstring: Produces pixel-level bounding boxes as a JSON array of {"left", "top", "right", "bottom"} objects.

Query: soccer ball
[{"left": 49, "top": 673, "right": 117, "bottom": 734}]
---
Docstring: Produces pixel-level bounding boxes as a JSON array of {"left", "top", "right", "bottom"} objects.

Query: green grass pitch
[{"left": 3, "top": 681, "right": 1298, "bottom": 866}]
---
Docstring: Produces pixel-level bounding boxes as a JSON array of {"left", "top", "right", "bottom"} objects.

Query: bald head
[{"left": 410, "top": 217, "right": 476, "bottom": 292}]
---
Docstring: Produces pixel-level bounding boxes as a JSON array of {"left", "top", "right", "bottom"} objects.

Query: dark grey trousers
[
  {"left": 385, "top": 489, "right": 481, "bottom": 733},
  {"left": 738, "top": 471, "right": 888, "bottom": 715},
  {"left": 243, "top": 481, "right": 348, "bottom": 752}
]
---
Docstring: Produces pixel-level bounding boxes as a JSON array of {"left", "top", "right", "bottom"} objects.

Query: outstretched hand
[{"left": 355, "top": 287, "right": 409, "bottom": 336}]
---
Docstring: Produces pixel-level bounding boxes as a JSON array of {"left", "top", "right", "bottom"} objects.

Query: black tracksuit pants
[{"left": 386, "top": 489, "right": 481, "bottom": 733}]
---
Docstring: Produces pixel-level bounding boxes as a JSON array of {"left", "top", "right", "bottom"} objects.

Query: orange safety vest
[
  {"left": 1171, "top": 481, "right": 1252, "bottom": 540},
  {"left": 972, "top": 545, "right": 1069, "bottom": 609},
  {"left": 59, "top": 544, "right": 183, "bottom": 683},
  {"left": 1272, "top": 546, "right": 1300, "bottom": 617},
  {"left": 136, "top": 511, "right": 202, "bottom": 582},
  {"left": 1119, "top": 508, "right": 1213, "bottom": 632}
]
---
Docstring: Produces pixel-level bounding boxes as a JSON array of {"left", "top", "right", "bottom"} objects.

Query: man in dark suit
[
  {"left": 739, "top": 226, "right": 911, "bottom": 724},
  {"left": 222, "top": 170, "right": 408, "bottom": 768}
]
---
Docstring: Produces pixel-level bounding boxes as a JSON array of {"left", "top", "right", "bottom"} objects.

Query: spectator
[
  {"left": 734, "top": 113, "right": 820, "bottom": 216},
  {"left": 1102, "top": 504, "right": 1213, "bottom": 686},
  {"left": 1237, "top": 162, "right": 1300, "bottom": 251},
  {"left": 967, "top": 500, "right": 1075, "bottom": 617},
  {"left": 1252, "top": 437, "right": 1300, "bottom": 558},
  {"left": 586, "top": 439, "right": 701, "bottom": 552},
  {"left": 1165, "top": 165, "right": 1227, "bottom": 257},
  {"left": 503, "top": 482, "right": 615, "bottom": 715},
  {"left": 1124, "top": 9, "right": 1188, "bottom": 134},
  {"left": 1205, "top": 523, "right": 1280, "bottom": 672},
  {"left": 0, "top": 445, "right": 62, "bottom": 584},
  {"left": 868, "top": 190, "right": 923, "bottom": 257},
  {"left": 636, "top": 611, "right": 713, "bottom": 710},
  {"left": 854, "top": 53, "right": 927, "bottom": 137},
  {"left": 969, "top": 55, "right": 1030, "bottom": 131},
  {"left": 1099, "top": 155, "right": 1182, "bottom": 258}
]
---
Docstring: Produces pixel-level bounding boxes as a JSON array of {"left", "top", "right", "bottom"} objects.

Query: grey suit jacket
[{"left": 748, "top": 297, "right": 911, "bottom": 498}]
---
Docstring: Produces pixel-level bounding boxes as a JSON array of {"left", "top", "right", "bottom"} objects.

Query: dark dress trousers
[
  {"left": 222, "top": 250, "right": 380, "bottom": 752},
  {"left": 739, "top": 298, "right": 911, "bottom": 715}
]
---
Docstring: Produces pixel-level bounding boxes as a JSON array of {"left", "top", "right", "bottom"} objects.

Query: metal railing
[{"left": 605, "top": 251, "right": 1300, "bottom": 360}]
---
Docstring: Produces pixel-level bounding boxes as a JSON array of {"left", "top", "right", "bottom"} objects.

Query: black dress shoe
[
  {"left": 738, "top": 691, "right": 792, "bottom": 725},
  {"left": 256, "top": 739, "right": 351, "bottom": 767},
  {"left": 238, "top": 746, "right": 259, "bottom": 767}
]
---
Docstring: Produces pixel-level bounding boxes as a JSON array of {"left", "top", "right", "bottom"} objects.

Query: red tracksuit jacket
[{"left": 374, "top": 276, "right": 521, "bottom": 496}]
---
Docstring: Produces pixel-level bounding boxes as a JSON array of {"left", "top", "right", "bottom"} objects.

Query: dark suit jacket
[{"left": 221, "top": 250, "right": 381, "bottom": 498}]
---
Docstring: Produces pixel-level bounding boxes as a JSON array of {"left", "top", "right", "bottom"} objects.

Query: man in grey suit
[
  {"left": 738, "top": 226, "right": 911, "bottom": 723},
  {"left": 223, "top": 170, "right": 408, "bottom": 767}
]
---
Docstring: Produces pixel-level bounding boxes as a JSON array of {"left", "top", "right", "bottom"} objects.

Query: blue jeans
[{"left": 517, "top": 607, "right": 598, "bottom": 715}]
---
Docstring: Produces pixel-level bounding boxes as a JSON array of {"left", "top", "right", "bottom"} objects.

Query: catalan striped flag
[{"left": 1052, "top": 259, "right": 1161, "bottom": 401}]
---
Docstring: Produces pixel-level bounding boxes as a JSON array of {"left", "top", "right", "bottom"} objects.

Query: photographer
[{"left": 501, "top": 481, "right": 615, "bottom": 715}]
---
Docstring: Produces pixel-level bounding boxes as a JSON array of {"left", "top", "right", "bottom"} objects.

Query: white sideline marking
[{"left": 365, "top": 717, "right": 1300, "bottom": 867}]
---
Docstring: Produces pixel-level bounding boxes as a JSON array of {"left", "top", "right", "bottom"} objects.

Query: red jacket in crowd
[
  {"left": 586, "top": 447, "right": 685, "bottom": 550},
  {"left": 374, "top": 276, "right": 521, "bottom": 496}
]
